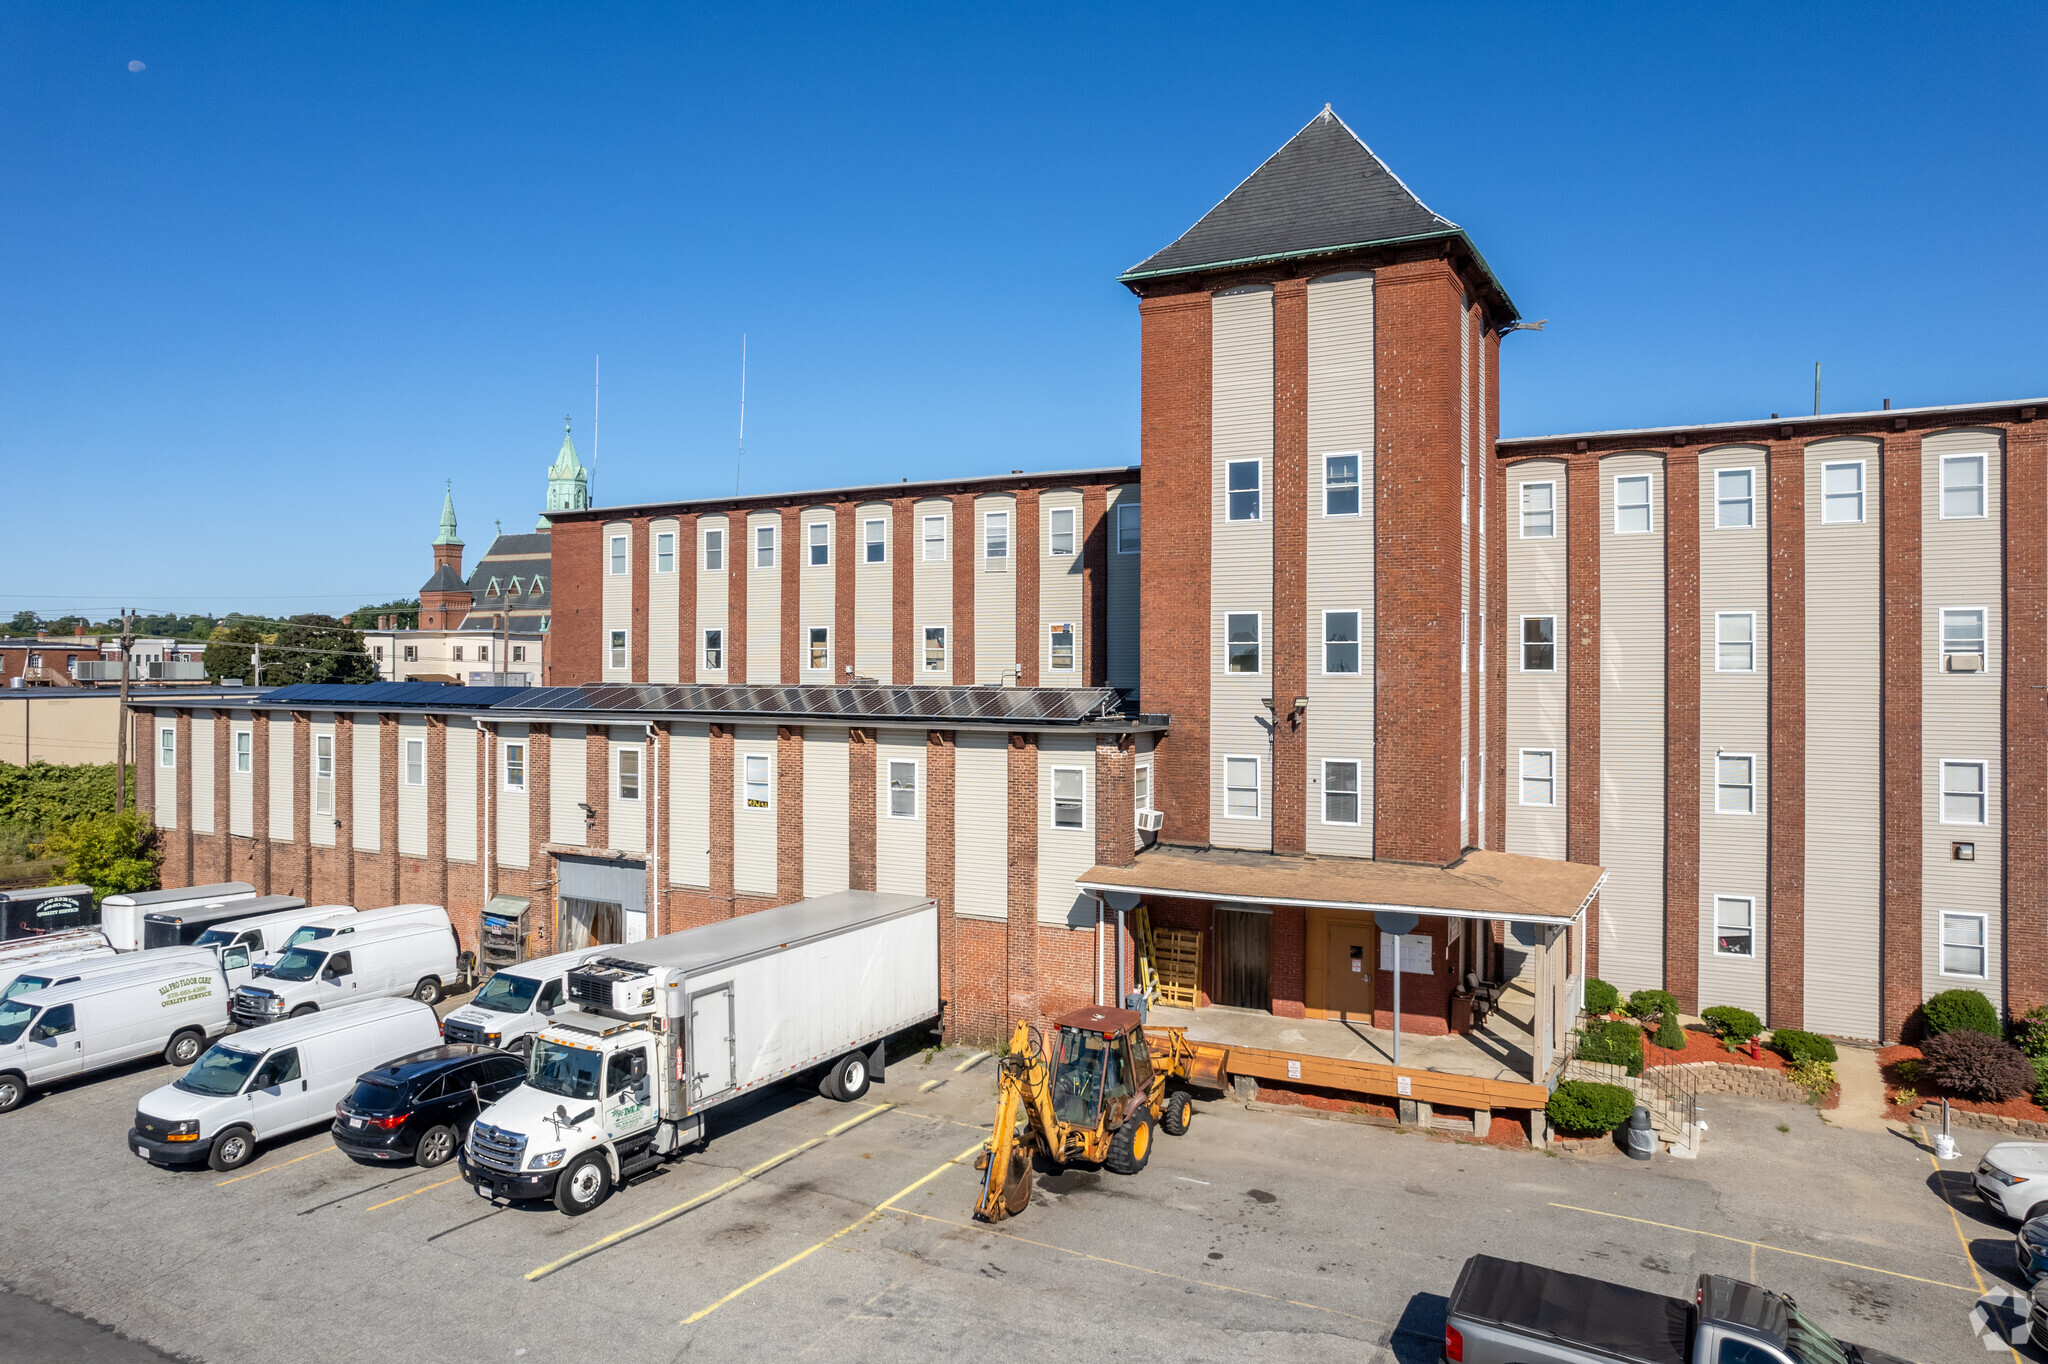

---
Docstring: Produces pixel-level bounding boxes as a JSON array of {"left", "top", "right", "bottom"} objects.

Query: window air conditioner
[
  {"left": 1945, "top": 653, "right": 1984, "bottom": 673},
  {"left": 1136, "top": 809, "right": 1165, "bottom": 833}
]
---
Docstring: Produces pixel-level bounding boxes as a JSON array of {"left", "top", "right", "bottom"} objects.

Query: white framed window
[
  {"left": 1716, "top": 468, "right": 1755, "bottom": 529},
  {"left": 617, "top": 747, "right": 641, "bottom": 802},
  {"left": 503, "top": 742, "right": 526, "bottom": 791},
  {"left": 608, "top": 536, "right": 627, "bottom": 575},
  {"left": 1821, "top": 461, "right": 1864, "bottom": 524},
  {"left": 403, "top": 737, "right": 425, "bottom": 787},
  {"left": 1116, "top": 502, "right": 1140, "bottom": 552},
  {"left": 314, "top": 735, "right": 334, "bottom": 816},
  {"left": 985, "top": 510, "right": 1010, "bottom": 564},
  {"left": 1713, "top": 896, "right": 1755, "bottom": 958},
  {"left": 743, "top": 753, "right": 771, "bottom": 809},
  {"left": 158, "top": 725, "right": 176, "bottom": 768},
  {"left": 1227, "top": 460, "right": 1261, "bottom": 521},
  {"left": 1520, "top": 616, "right": 1555, "bottom": 672},
  {"left": 923, "top": 626, "right": 947, "bottom": 673},
  {"left": 403, "top": 645, "right": 418, "bottom": 663},
  {"left": 1134, "top": 763, "right": 1152, "bottom": 813},
  {"left": 1225, "top": 613, "right": 1260, "bottom": 674},
  {"left": 478, "top": 645, "right": 489, "bottom": 662},
  {"left": 1941, "top": 454, "right": 1986, "bottom": 520},
  {"left": 807, "top": 626, "right": 829, "bottom": 671},
  {"left": 1614, "top": 474, "right": 1652, "bottom": 534},
  {"left": 452, "top": 646, "right": 464, "bottom": 662},
  {"left": 1941, "top": 911, "right": 1987, "bottom": 978},
  {"left": 1051, "top": 766, "right": 1085, "bottom": 829},
  {"left": 863, "top": 518, "right": 886, "bottom": 564},
  {"left": 1519, "top": 749, "right": 1555, "bottom": 806},
  {"left": 1715, "top": 612, "right": 1755, "bottom": 672},
  {"left": 808, "top": 522, "right": 830, "bottom": 566},
  {"left": 609, "top": 631, "right": 626, "bottom": 671},
  {"left": 1048, "top": 623, "right": 1076, "bottom": 672},
  {"left": 373, "top": 646, "right": 384, "bottom": 662},
  {"left": 1323, "top": 611, "right": 1360, "bottom": 674},
  {"left": 1048, "top": 506, "right": 1076, "bottom": 557},
  {"left": 512, "top": 646, "right": 526, "bottom": 663},
  {"left": 655, "top": 531, "right": 675, "bottom": 573},
  {"left": 234, "top": 730, "right": 252, "bottom": 774},
  {"left": 754, "top": 523, "right": 776, "bottom": 568},
  {"left": 921, "top": 514, "right": 947, "bottom": 562},
  {"left": 1322, "top": 759, "right": 1360, "bottom": 825},
  {"left": 703, "top": 629, "right": 724, "bottom": 671},
  {"left": 1223, "top": 756, "right": 1260, "bottom": 819},
  {"left": 1715, "top": 753, "right": 1755, "bottom": 815},
  {"left": 704, "top": 528, "right": 725, "bottom": 571},
  {"left": 1943, "top": 607, "right": 1987, "bottom": 662},
  {"left": 1519, "top": 480, "right": 1555, "bottom": 538},
  {"left": 888, "top": 759, "right": 918, "bottom": 819},
  {"left": 1324, "top": 453, "right": 1361, "bottom": 517},
  {"left": 1941, "top": 760, "right": 1987, "bottom": 825}
]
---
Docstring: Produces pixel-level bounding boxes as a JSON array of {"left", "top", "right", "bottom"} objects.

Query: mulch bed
[
  {"left": 1880, "top": 1043, "right": 2048, "bottom": 1125},
  {"left": 1640, "top": 1022, "right": 1789, "bottom": 1072}
]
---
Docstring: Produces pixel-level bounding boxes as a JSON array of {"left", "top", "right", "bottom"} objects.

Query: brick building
[{"left": 134, "top": 107, "right": 2042, "bottom": 1046}]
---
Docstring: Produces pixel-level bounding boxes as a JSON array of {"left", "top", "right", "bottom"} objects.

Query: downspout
[
  {"left": 1116, "top": 903, "right": 1127, "bottom": 1011},
  {"left": 643, "top": 720, "right": 660, "bottom": 936},
  {"left": 1085, "top": 890, "right": 1103, "bottom": 1007},
  {"left": 479, "top": 720, "right": 494, "bottom": 906}
]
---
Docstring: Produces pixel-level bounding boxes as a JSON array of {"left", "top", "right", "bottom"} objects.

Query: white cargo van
[
  {"left": 263, "top": 903, "right": 446, "bottom": 964},
  {"left": 101, "top": 883, "right": 256, "bottom": 952},
  {"left": 4, "top": 946, "right": 235, "bottom": 1002},
  {"left": 0, "top": 957, "right": 233, "bottom": 1112},
  {"left": 440, "top": 947, "right": 613, "bottom": 1055},
  {"left": 0, "top": 932, "right": 115, "bottom": 999},
  {"left": 196, "top": 902, "right": 356, "bottom": 960},
  {"left": 128, "top": 998, "right": 442, "bottom": 1171},
  {"left": 231, "top": 922, "right": 458, "bottom": 1028}
]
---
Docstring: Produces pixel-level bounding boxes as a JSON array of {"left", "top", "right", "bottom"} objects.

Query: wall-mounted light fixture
[{"left": 1953, "top": 842, "right": 1976, "bottom": 862}]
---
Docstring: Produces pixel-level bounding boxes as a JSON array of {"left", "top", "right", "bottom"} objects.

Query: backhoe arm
[{"left": 974, "top": 1020, "right": 1059, "bottom": 1223}]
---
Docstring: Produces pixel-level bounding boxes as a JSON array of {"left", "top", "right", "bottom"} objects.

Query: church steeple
[
  {"left": 431, "top": 482, "right": 464, "bottom": 575},
  {"left": 539, "top": 416, "right": 591, "bottom": 529}
]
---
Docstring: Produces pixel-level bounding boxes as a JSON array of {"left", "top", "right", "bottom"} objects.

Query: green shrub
[
  {"left": 1576, "top": 1020, "right": 1644, "bottom": 1077},
  {"left": 1583, "top": 978, "right": 1620, "bottom": 1016},
  {"left": 1789, "top": 1060, "right": 1837, "bottom": 1105},
  {"left": 1627, "top": 988, "right": 1678, "bottom": 1023},
  {"left": 1923, "top": 1029, "right": 2034, "bottom": 1102},
  {"left": 1770, "top": 1029, "right": 1838, "bottom": 1064},
  {"left": 1701, "top": 1006, "right": 1763, "bottom": 1041},
  {"left": 1547, "top": 1080, "right": 1637, "bottom": 1137},
  {"left": 2031, "top": 1057, "right": 2048, "bottom": 1108},
  {"left": 1653, "top": 1012, "right": 1686, "bottom": 1052},
  {"left": 1922, "top": 988, "right": 2001, "bottom": 1039},
  {"left": 41, "top": 809, "right": 159, "bottom": 898},
  {"left": 2011, "top": 1006, "right": 2048, "bottom": 1058}
]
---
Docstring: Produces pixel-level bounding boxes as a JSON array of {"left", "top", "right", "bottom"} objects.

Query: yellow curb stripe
[
  {"left": 215, "top": 1147, "right": 332, "bottom": 1187},
  {"left": 1922, "top": 1125, "right": 2024, "bottom": 1363},
  {"left": 366, "top": 1174, "right": 463, "bottom": 1211}
]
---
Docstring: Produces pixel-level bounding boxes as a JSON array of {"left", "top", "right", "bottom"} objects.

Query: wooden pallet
[{"left": 1152, "top": 927, "right": 1202, "bottom": 1009}]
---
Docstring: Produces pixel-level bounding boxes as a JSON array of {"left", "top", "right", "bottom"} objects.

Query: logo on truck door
[{"left": 607, "top": 1049, "right": 655, "bottom": 1134}]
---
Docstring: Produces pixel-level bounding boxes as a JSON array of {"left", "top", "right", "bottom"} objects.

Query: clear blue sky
[{"left": 5, "top": 2, "right": 2043, "bottom": 618}]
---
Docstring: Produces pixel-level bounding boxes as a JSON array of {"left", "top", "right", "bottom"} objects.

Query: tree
[
  {"left": 265, "top": 614, "right": 376, "bottom": 685},
  {"left": 43, "top": 809, "right": 160, "bottom": 898},
  {"left": 7, "top": 611, "right": 38, "bottom": 636},
  {"left": 204, "top": 624, "right": 264, "bottom": 682},
  {"left": 351, "top": 598, "right": 420, "bottom": 630}
]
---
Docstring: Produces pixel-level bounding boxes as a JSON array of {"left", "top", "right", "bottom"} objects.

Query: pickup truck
[{"left": 1442, "top": 1255, "right": 1909, "bottom": 1364}]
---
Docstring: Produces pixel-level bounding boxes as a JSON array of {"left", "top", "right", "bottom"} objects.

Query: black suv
[{"left": 332, "top": 1045, "right": 525, "bottom": 1167}]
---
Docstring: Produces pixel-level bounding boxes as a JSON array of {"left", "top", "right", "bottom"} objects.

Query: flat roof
[
  {"left": 1499, "top": 396, "right": 2045, "bottom": 451},
  {"left": 1078, "top": 846, "right": 1605, "bottom": 924},
  {"left": 604, "top": 890, "right": 932, "bottom": 976},
  {"left": 543, "top": 464, "right": 1141, "bottom": 524}
]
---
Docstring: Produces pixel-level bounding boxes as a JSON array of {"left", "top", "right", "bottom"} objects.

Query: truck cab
[{"left": 438, "top": 946, "right": 611, "bottom": 1055}]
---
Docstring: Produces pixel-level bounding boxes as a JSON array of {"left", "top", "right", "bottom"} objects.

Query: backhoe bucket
[{"left": 976, "top": 1145, "right": 1033, "bottom": 1223}]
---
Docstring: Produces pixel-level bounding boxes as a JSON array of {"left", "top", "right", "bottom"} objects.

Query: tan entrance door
[{"left": 1324, "top": 917, "right": 1375, "bottom": 1021}]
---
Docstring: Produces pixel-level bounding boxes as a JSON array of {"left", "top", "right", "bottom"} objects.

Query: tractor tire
[
  {"left": 1160, "top": 1090, "right": 1194, "bottom": 1136},
  {"left": 1104, "top": 1112, "right": 1153, "bottom": 1175}
]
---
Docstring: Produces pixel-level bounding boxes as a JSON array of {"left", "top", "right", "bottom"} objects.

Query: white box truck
[
  {"left": 460, "top": 890, "right": 939, "bottom": 1215},
  {"left": 101, "top": 883, "right": 256, "bottom": 952},
  {"left": 438, "top": 945, "right": 615, "bottom": 1055}
]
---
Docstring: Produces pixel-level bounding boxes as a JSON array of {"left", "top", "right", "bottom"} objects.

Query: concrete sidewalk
[{"left": 1826, "top": 1044, "right": 1893, "bottom": 1133}]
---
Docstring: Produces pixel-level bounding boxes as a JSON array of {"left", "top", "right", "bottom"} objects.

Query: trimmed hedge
[
  {"left": 1701, "top": 1006, "right": 1763, "bottom": 1041},
  {"left": 1770, "top": 1029, "right": 1838, "bottom": 1065},
  {"left": 1583, "top": 978, "right": 1620, "bottom": 1017},
  {"left": 1923, "top": 1029, "right": 2034, "bottom": 1102},
  {"left": 1922, "top": 988, "right": 2001, "bottom": 1039},
  {"left": 1652, "top": 1012, "right": 1686, "bottom": 1052},
  {"left": 2031, "top": 1056, "right": 2048, "bottom": 1108},
  {"left": 1577, "top": 1020, "right": 1644, "bottom": 1077},
  {"left": 1627, "top": 988, "right": 1678, "bottom": 1023},
  {"left": 2012, "top": 1006, "right": 2048, "bottom": 1060},
  {"left": 1548, "top": 1080, "right": 1637, "bottom": 1137}
]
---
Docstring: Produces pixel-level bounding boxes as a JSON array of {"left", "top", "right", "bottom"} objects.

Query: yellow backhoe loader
[{"left": 974, "top": 1005, "right": 1228, "bottom": 1222}]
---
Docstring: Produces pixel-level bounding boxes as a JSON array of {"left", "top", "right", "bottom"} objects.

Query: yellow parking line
[
  {"left": 1547, "top": 1203, "right": 1976, "bottom": 1293},
  {"left": 366, "top": 1174, "right": 463, "bottom": 1212},
  {"left": 1923, "top": 1125, "right": 2024, "bottom": 1364},
  {"left": 681, "top": 1141, "right": 982, "bottom": 1325},
  {"left": 526, "top": 1102, "right": 899, "bottom": 1282},
  {"left": 215, "top": 1147, "right": 333, "bottom": 1187},
  {"left": 918, "top": 1050, "right": 992, "bottom": 1093}
]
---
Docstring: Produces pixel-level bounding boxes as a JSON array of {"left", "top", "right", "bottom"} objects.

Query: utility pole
[
  {"left": 252, "top": 642, "right": 263, "bottom": 688},
  {"left": 114, "top": 608, "right": 133, "bottom": 812}
]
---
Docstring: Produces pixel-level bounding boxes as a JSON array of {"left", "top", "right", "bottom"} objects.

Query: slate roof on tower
[{"left": 1120, "top": 106, "right": 1517, "bottom": 318}]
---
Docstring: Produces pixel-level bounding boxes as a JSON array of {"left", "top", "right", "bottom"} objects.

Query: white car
[{"left": 1975, "top": 1142, "right": 2048, "bottom": 1222}]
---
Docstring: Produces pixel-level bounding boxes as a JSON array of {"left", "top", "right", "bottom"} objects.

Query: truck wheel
[
  {"left": 1160, "top": 1090, "right": 1194, "bottom": 1136},
  {"left": 290, "top": 1004, "right": 318, "bottom": 1019},
  {"left": 1104, "top": 1113, "right": 1153, "bottom": 1175},
  {"left": 826, "top": 1051, "right": 871, "bottom": 1102},
  {"left": 207, "top": 1127, "right": 256, "bottom": 1172},
  {"left": 0, "top": 1072, "right": 24, "bottom": 1114},
  {"left": 164, "top": 1030, "right": 205, "bottom": 1067},
  {"left": 412, "top": 977, "right": 442, "bottom": 1005},
  {"left": 555, "top": 1154, "right": 612, "bottom": 1216},
  {"left": 413, "top": 1124, "right": 458, "bottom": 1169}
]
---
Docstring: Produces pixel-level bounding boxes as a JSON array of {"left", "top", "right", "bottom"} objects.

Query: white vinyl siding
[
  {"left": 954, "top": 732, "right": 1008, "bottom": 920},
  {"left": 975, "top": 493, "right": 1020, "bottom": 685},
  {"left": 1039, "top": 489, "right": 1084, "bottom": 687},
  {"left": 733, "top": 726, "right": 777, "bottom": 896},
  {"left": 1505, "top": 459, "right": 1567, "bottom": 861},
  {"left": 667, "top": 721, "right": 709, "bottom": 888},
  {"left": 746, "top": 512, "right": 781, "bottom": 684},
  {"left": 1036, "top": 734, "right": 1092, "bottom": 927},
  {"left": 1304, "top": 269, "right": 1375, "bottom": 859},
  {"left": 649, "top": 517, "right": 681, "bottom": 683},
  {"left": 913, "top": 499, "right": 954, "bottom": 684},
  {"left": 610, "top": 729, "right": 646, "bottom": 856},
  {"left": 601, "top": 520, "right": 632, "bottom": 682},
  {"left": 697, "top": 515, "right": 730, "bottom": 680},
  {"left": 227, "top": 718, "right": 254, "bottom": 837},
  {"left": 801, "top": 507, "right": 836, "bottom": 679},
  {"left": 549, "top": 724, "right": 587, "bottom": 847},
  {"left": 396, "top": 717, "right": 427, "bottom": 857},
  {"left": 1105, "top": 485, "right": 1141, "bottom": 690},
  {"left": 445, "top": 721, "right": 477, "bottom": 863},
  {"left": 494, "top": 724, "right": 528, "bottom": 870},
  {"left": 1598, "top": 453, "right": 1665, "bottom": 993},
  {"left": 268, "top": 718, "right": 296, "bottom": 836},
  {"left": 875, "top": 731, "right": 925, "bottom": 897},
  {"left": 151, "top": 712, "right": 177, "bottom": 830},
  {"left": 803, "top": 727, "right": 850, "bottom": 898},
  {"left": 1210, "top": 287, "right": 1274, "bottom": 851},
  {"left": 855, "top": 501, "right": 893, "bottom": 681},
  {"left": 351, "top": 718, "right": 381, "bottom": 852},
  {"left": 190, "top": 712, "right": 215, "bottom": 836}
]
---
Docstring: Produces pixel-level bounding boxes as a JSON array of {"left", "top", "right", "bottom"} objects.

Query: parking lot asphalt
[{"left": 0, "top": 1029, "right": 2018, "bottom": 1364}]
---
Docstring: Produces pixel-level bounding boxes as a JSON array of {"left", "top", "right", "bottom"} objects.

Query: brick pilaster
[
  {"left": 776, "top": 725, "right": 804, "bottom": 901},
  {"left": 1271, "top": 906, "right": 1306, "bottom": 1019},
  {"left": 727, "top": 529, "right": 749, "bottom": 686},
  {"left": 834, "top": 501, "right": 858, "bottom": 683},
  {"left": 252, "top": 710, "right": 272, "bottom": 894},
  {"left": 628, "top": 517, "right": 648, "bottom": 682},
  {"left": 378, "top": 716, "right": 400, "bottom": 905},
  {"left": 525, "top": 727, "right": 551, "bottom": 944},
  {"left": 709, "top": 724, "right": 735, "bottom": 913},
  {"left": 585, "top": 726, "right": 609, "bottom": 851},
  {"left": 1094, "top": 733, "right": 1135, "bottom": 871},
  {"left": 677, "top": 512, "right": 699, "bottom": 684},
  {"left": 334, "top": 715, "right": 355, "bottom": 906},
  {"left": 848, "top": 727, "right": 876, "bottom": 890},
  {"left": 171, "top": 711, "right": 191, "bottom": 884},
  {"left": 427, "top": 716, "right": 450, "bottom": 935},
  {"left": 291, "top": 713, "right": 312, "bottom": 901},
  {"left": 1485, "top": 331, "right": 1508, "bottom": 852},
  {"left": 1565, "top": 448, "right": 1603, "bottom": 972},
  {"left": 1015, "top": 488, "right": 1042, "bottom": 688},
  {"left": 1767, "top": 439, "right": 1807, "bottom": 1030},
  {"left": 2007, "top": 422, "right": 2048, "bottom": 1021},
  {"left": 781, "top": 506, "right": 802, "bottom": 685},
  {"left": 1272, "top": 277, "right": 1309, "bottom": 854},
  {"left": 892, "top": 498, "right": 915, "bottom": 684},
  {"left": 212, "top": 711, "right": 230, "bottom": 884},
  {"left": 1664, "top": 450, "right": 1702, "bottom": 1009},
  {"left": 1881, "top": 432, "right": 1924, "bottom": 1040},
  {"left": 953, "top": 493, "right": 978, "bottom": 685},
  {"left": 1006, "top": 732, "right": 1039, "bottom": 1025},
  {"left": 926, "top": 730, "right": 956, "bottom": 1036}
]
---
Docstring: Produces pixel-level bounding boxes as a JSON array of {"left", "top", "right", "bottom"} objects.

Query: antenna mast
[
  {"left": 733, "top": 334, "right": 747, "bottom": 496},
  {"left": 592, "top": 354, "right": 600, "bottom": 498}
]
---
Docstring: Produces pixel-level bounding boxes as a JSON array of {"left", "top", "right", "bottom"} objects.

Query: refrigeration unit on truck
[{"left": 460, "top": 890, "right": 940, "bottom": 1216}]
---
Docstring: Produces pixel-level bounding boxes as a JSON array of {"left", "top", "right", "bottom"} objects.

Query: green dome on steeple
[
  {"left": 540, "top": 415, "right": 591, "bottom": 529},
  {"left": 434, "top": 481, "right": 463, "bottom": 546}
]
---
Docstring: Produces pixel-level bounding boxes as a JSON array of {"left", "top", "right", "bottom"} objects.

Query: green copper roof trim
[
  {"left": 1116, "top": 226, "right": 1520, "bottom": 321},
  {"left": 433, "top": 482, "right": 463, "bottom": 546}
]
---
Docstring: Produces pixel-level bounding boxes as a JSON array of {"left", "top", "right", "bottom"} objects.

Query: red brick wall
[
  {"left": 1270, "top": 906, "right": 1306, "bottom": 1018},
  {"left": 631, "top": 520, "right": 650, "bottom": 683},
  {"left": 776, "top": 725, "right": 804, "bottom": 899},
  {"left": 1465, "top": 298, "right": 1485, "bottom": 847},
  {"left": 677, "top": 513, "right": 699, "bottom": 684},
  {"left": 848, "top": 727, "right": 875, "bottom": 891},
  {"left": 727, "top": 530, "right": 749, "bottom": 686},
  {"left": 584, "top": 726, "right": 609, "bottom": 851},
  {"left": 331, "top": 715, "right": 355, "bottom": 906},
  {"left": 1664, "top": 451, "right": 1702, "bottom": 1010},
  {"left": 1137, "top": 291, "right": 1211, "bottom": 845},
  {"left": 953, "top": 494, "right": 977, "bottom": 685},
  {"left": 1272, "top": 277, "right": 1309, "bottom": 854},
  {"left": 1766, "top": 439, "right": 1806, "bottom": 1029},
  {"left": 1485, "top": 332, "right": 1508, "bottom": 851},
  {"left": 1093, "top": 734, "right": 1135, "bottom": 871},
  {"left": 548, "top": 519, "right": 601, "bottom": 684},
  {"left": 891, "top": 498, "right": 914, "bottom": 684},
  {"left": 2007, "top": 422, "right": 2048, "bottom": 1021},
  {"left": 1880, "top": 433, "right": 1923, "bottom": 1040},
  {"left": 1565, "top": 449, "right": 1603, "bottom": 971},
  {"left": 925, "top": 730, "right": 957, "bottom": 1034},
  {"left": 526, "top": 728, "right": 553, "bottom": 943},
  {"left": 1015, "top": 488, "right": 1042, "bottom": 687},
  {"left": 834, "top": 501, "right": 858, "bottom": 682},
  {"left": 1371, "top": 914, "right": 1455, "bottom": 1036},
  {"left": 781, "top": 507, "right": 802, "bottom": 685},
  {"left": 709, "top": 724, "right": 734, "bottom": 914},
  {"left": 1006, "top": 733, "right": 1038, "bottom": 1023}
]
